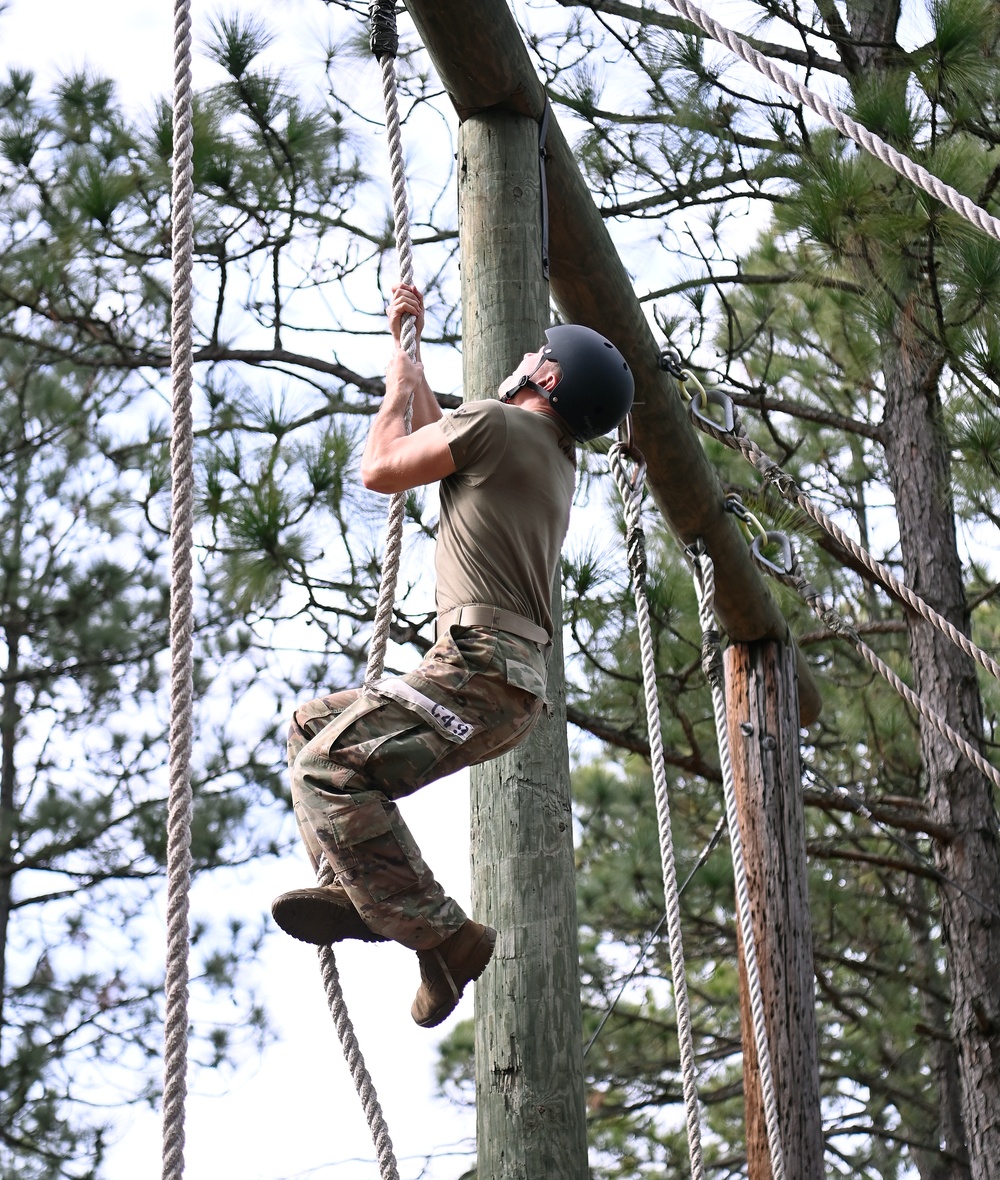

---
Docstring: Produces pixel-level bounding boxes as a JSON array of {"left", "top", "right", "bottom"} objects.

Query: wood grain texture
[
  {"left": 725, "top": 641, "right": 824, "bottom": 1179},
  {"left": 460, "top": 110, "right": 588, "bottom": 1179}
]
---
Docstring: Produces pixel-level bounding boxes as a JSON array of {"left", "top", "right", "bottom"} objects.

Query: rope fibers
[
  {"left": 161, "top": 0, "right": 196, "bottom": 1175},
  {"left": 609, "top": 443, "right": 707, "bottom": 1180},
  {"left": 690, "top": 546, "right": 787, "bottom": 1180}
]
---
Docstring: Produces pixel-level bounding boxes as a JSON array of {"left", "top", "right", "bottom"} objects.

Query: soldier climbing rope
[{"left": 158, "top": 2, "right": 1000, "bottom": 1178}]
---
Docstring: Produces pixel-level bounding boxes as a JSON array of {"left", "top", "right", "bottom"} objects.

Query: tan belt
[{"left": 436, "top": 603, "right": 550, "bottom": 647}]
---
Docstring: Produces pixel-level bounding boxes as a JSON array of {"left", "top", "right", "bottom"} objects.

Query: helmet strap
[{"left": 499, "top": 356, "right": 549, "bottom": 403}]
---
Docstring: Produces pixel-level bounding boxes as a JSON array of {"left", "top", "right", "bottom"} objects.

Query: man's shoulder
[
  {"left": 449, "top": 398, "right": 504, "bottom": 423},
  {"left": 440, "top": 397, "right": 505, "bottom": 444},
  {"left": 439, "top": 398, "right": 506, "bottom": 476}
]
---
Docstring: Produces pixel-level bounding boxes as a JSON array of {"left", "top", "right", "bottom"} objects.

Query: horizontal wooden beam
[{"left": 404, "top": 0, "right": 822, "bottom": 724}]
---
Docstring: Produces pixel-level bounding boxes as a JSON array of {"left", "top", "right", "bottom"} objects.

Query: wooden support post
[
  {"left": 724, "top": 641, "right": 824, "bottom": 1180},
  {"left": 459, "top": 110, "right": 588, "bottom": 1178},
  {"left": 404, "top": 0, "right": 823, "bottom": 726}
]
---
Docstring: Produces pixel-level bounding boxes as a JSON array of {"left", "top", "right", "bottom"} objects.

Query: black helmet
[{"left": 539, "top": 324, "right": 634, "bottom": 442}]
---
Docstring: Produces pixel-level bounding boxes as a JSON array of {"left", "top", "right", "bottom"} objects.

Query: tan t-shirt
[{"left": 435, "top": 399, "right": 576, "bottom": 636}]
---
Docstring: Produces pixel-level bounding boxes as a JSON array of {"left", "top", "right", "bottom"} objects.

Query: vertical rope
[
  {"left": 304, "top": 8, "right": 412, "bottom": 1179},
  {"left": 315, "top": 865, "right": 400, "bottom": 1180},
  {"left": 161, "top": 0, "right": 196, "bottom": 1175},
  {"left": 364, "top": 1, "right": 418, "bottom": 690},
  {"left": 609, "top": 446, "right": 706, "bottom": 1180},
  {"left": 689, "top": 547, "right": 787, "bottom": 1180},
  {"left": 318, "top": 945, "right": 400, "bottom": 1179}
]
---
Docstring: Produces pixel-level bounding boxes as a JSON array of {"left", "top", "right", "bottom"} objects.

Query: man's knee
[{"left": 288, "top": 687, "right": 362, "bottom": 756}]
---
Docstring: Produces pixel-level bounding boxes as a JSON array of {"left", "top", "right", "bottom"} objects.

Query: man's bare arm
[
  {"left": 387, "top": 284, "right": 442, "bottom": 429},
  {"left": 361, "top": 347, "right": 457, "bottom": 493}
]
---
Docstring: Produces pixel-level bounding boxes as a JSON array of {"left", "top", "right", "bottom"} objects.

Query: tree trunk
[
  {"left": 725, "top": 640, "right": 825, "bottom": 1180},
  {"left": 0, "top": 439, "right": 27, "bottom": 1051},
  {"left": 906, "top": 873, "right": 972, "bottom": 1180},
  {"left": 881, "top": 311, "right": 1000, "bottom": 1178},
  {"left": 460, "top": 109, "right": 589, "bottom": 1179},
  {"left": 835, "top": 0, "right": 1000, "bottom": 1163}
]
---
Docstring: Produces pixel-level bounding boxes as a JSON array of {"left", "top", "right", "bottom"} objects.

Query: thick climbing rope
[
  {"left": 658, "top": 0, "right": 1000, "bottom": 244},
  {"left": 315, "top": 864, "right": 400, "bottom": 1180},
  {"left": 608, "top": 440, "right": 706, "bottom": 1180},
  {"left": 364, "top": 0, "right": 418, "bottom": 691},
  {"left": 676, "top": 370, "right": 1000, "bottom": 687},
  {"left": 301, "top": 6, "right": 424, "bottom": 1178},
  {"left": 161, "top": 0, "right": 196, "bottom": 1175},
  {"left": 689, "top": 544, "right": 787, "bottom": 1180}
]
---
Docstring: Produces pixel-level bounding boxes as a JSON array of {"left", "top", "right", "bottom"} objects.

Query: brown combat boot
[
  {"left": 271, "top": 883, "right": 387, "bottom": 945},
  {"left": 410, "top": 919, "right": 497, "bottom": 1028}
]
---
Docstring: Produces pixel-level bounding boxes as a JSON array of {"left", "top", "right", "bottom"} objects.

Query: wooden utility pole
[
  {"left": 725, "top": 641, "right": 824, "bottom": 1179},
  {"left": 459, "top": 110, "right": 589, "bottom": 1177},
  {"left": 401, "top": 3, "right": 824, "bottom": 1173},
  {"left": 404, "top": 0, "right": 822, "bottom": 726}
]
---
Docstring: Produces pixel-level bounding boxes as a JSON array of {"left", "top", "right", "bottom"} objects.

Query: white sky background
[{"left": 0, "top": 3, "right": 480, "bottom": 1179}]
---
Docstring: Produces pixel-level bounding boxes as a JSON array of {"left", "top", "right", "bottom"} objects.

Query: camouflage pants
[{"left": 288, "top": 625, "right": 547, "bottom": 950}]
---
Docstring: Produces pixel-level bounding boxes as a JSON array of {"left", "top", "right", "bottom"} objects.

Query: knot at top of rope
[
  {"left": 701, "top": 628, "right": 724, "bottom": 688},
  {"left": 369, "top": 0, "right": 399, "bottom": 60},
  {"left": 759, "top": 460, "right": 799, "bottom": 499}
]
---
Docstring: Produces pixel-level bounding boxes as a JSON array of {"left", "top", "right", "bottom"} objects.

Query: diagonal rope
[
  {"left": 803, "top": 763, "right": 1000, "bottom": 922},
  {"left": 789, "top": 485, "right": 1000, "bottom": 684},
  {"left": 161, "top": 0, "right": 196, "bottom": 1176},
  {"left": 658, "top": 0, "right": 1000, "bottom": 243},
  {"left": 609, "top": 442, "right": 706, "bottom": 1180},
  {"left": 771, "top": 552, "right": 1000, "bottom": 797},
  {"left": 679, "top": 375, "right": 1000, "bottom": 687},
  {"left": 689, "top": 544, "right": 787, "bottom": 1180},
  {"left": 583, "top": 816, "right": 727, "bottom": 1061}
]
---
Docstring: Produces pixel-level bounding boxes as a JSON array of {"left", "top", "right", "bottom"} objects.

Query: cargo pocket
[
  {"left": 504, "top": 654, "right": 547, "bottom": 699},
  {"left": 422, "top": 625, "right": 477, "bottom": 685},
  {"left": 447, "top": 624, "right": 499, "bottom": 675},
  {"left": 328, "top": 684, "right": 480, "bottom": 802},
  {"left": 327, "top": 793, "right": 396, "bottom": 848},
  {"left": 327, "top": 801, "right": 422, "bottom": 903}
]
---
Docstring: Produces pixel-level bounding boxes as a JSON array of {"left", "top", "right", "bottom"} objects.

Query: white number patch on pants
[{"left": 375, "top": 677, "right": 475, "bottom": 743}]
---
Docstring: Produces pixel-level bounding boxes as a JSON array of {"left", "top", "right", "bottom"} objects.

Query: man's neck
[{"left": 507, "top": 389, "right": 560, "bottom": 421}]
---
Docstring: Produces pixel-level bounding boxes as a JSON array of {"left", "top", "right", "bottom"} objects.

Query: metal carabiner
[
  {"left": 724, "top": 492, "right": 750, "bottom": 522},
  {"left": 658, "top": 346, "right": 686, "bottom": 380},
  {"left": 724, "top": 494, "right": 769, "bottom": 543}
]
